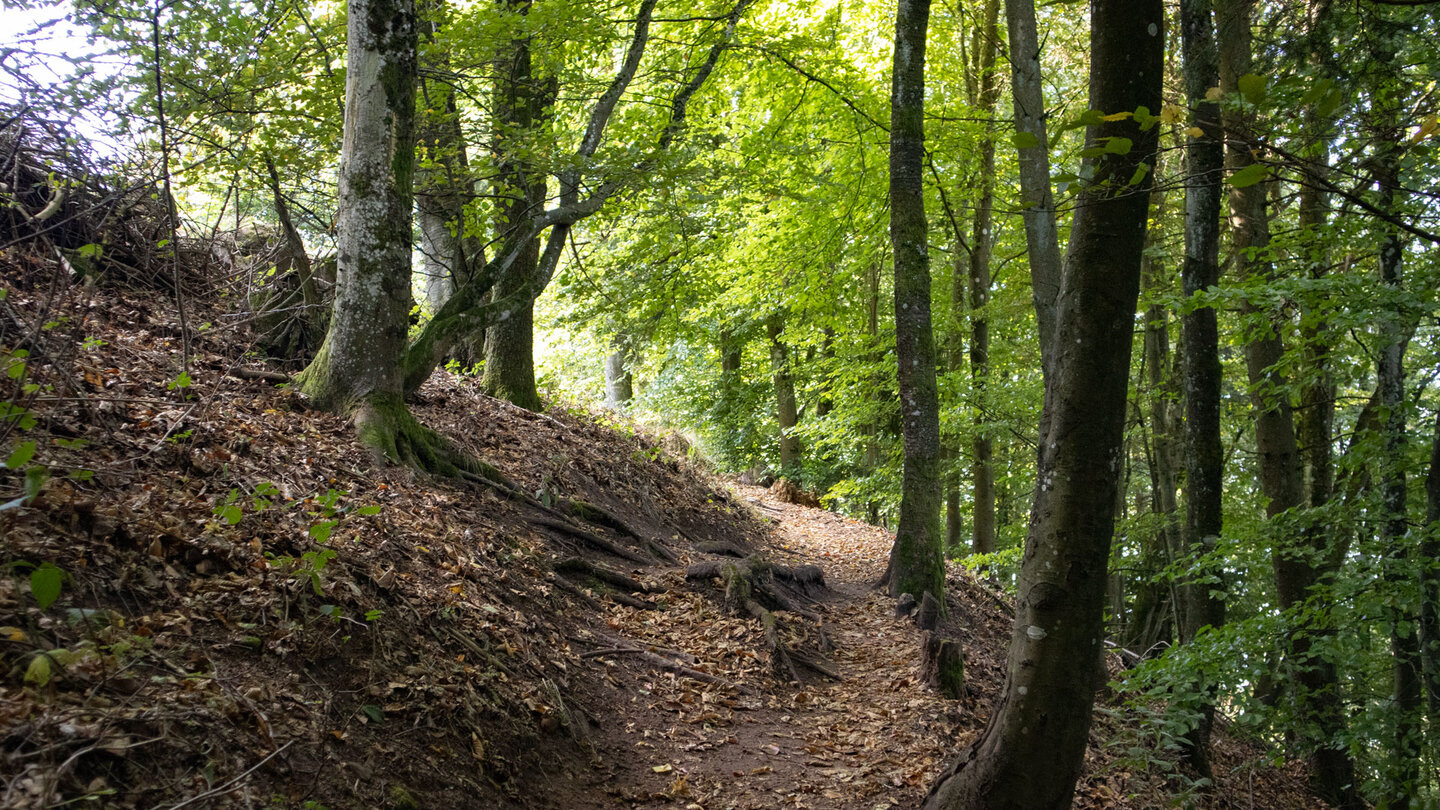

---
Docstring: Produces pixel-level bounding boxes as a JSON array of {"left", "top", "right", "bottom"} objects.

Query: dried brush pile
[{"left": 0, "top": 106, "right": 206, "bottom": 292}]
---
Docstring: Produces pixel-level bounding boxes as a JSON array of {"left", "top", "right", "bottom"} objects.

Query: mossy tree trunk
[
  {"left": 923, "top": 0, "right": 1161, "bottom": 803},
  {"left": 481, "top": 0, "right": 553, "bottom": 411},
  {"left": 1176, "top": 0, "right": 1226, "bottom": 776},
  {"left": 883, "top": 0, "right": 944, "bottom": 603},
  {"left": 296, "top": 0, "right": 416, "bottom": 439},
  {"left": 966, "top": 0, "right": 1000, "bottom": 559}
]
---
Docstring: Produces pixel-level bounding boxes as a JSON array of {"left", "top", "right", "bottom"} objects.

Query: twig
[{"left": 157, "top": 740, "right": 294, "bottom": 810}]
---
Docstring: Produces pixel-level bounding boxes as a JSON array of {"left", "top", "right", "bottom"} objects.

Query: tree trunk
[
  {"left": 767, "top": 315, "right": 801, "bottom": 478},
  {"left": 481, "top": 0, "right": 553, "bottom": 411},
  {"left": 603, "top": 339, "right": 634, "bottom": 410},
  {"left": 1176, "top": 0, "right": 1226, "bottom": 776},
  {"left": 923, "top": 0, "right": 1161, "bottom": 803},
  {"left": 414, "top": 2, "right": 478, "bottom": 317},
  {"left": 1002, "top": 0, "right": 1060, "bottom": 376},
  {"left": 883, "top": 0, "right": 944, "bottom": 603},
  {"left": 967, "top": 0, "right": 1000, "bottom": 559},
  {"left": 296, "top": 0, "right": 416, "bottom": 425},
  {"left": 1376, "top": 126, "right": 1420, "bottom": 809},
  {"left": 1421, "top": 409, "right": 1440, "bottom": 722},
  {"left": 1136, "top": 210, "right": 1179, "bottom": 655}
]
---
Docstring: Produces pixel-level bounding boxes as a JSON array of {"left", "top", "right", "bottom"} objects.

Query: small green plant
[
  {"left": 167, "top": 371, "right": 193, "bottom": 393},
  {"left": 212, "top": 485, "right": 383, "bottom": 605}
]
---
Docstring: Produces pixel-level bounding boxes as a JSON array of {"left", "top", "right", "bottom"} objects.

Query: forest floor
[{"left": 0, "top": 248, "right": 1326, "bottom": 809}]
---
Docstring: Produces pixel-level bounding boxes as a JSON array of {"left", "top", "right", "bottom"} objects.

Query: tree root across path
[{"left": 685, "top": 555, "right": 839, "bottom": 683}]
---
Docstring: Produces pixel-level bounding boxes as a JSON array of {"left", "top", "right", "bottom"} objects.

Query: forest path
[{"left": 576, "top": 484, "right": 982, "bottom": 810}]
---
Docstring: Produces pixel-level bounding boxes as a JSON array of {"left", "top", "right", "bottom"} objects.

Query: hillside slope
[{"left": 0, "top": 257, "right": 1321, "bottom": 808}]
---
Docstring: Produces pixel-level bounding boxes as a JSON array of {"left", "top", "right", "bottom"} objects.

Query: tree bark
[
  {"left": 1216, "top": 0, "right": 1358, "bottom": 801},
  {"left": 923, "top": 0, "right": 1161, "bottom": 804},
  {"left": 967, "top": 0, "right": 1001, "bottom": 559},
  {"left": 296, "top": 0, "right": 416, "bottom": 421},
  {"left": 1376, "top": 124, "right": 1420, "bottom": 810},
  {"left": 481, "top": 0, "right": 552, "bottom": 411},
  {"left": 883, "top": 0, "right": 944, "bottom": 602},
  {"left": 603, "top": 339, "right": 634, "bottom": 410},
  {"left": 1176, "top": 0, "right": 1226, "bottom": 776},
  {"left": 415, "top": 0, "right": 479, "bottom": 322},
  {"left": 1002, "top": 0, "right": 1061, "bottom": 376},
  {"left": 768, "top": 314, "right": 802, "bottom": 478}
]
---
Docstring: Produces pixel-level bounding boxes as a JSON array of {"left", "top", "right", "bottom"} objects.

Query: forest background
[{"left": 2, "top": 0, "right": 1440, "bottom": 805}]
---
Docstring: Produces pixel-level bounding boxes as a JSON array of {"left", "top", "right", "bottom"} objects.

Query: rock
[{"left": 896, "top": 592, "right": 917, "bottom": 618}]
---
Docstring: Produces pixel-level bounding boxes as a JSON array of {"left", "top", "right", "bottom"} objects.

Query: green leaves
[
  {"left": 1227, "top": 163, "right": 1271, "bottom": 189},
  {"left": 1237, "top": 73, "right": 1267, "bottom": 105},
  {"left": 6, "top": 441, "right": 36, "bottom": 470},
  {"left": 30, "top": 563, "right": 63, "bottom": 609}
]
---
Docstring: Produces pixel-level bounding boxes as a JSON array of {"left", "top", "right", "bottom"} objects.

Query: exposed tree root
[
  {"left": 694, "top": 540, "right": 749, "bottom": 558},
  {"left": 554, "top": 557, "right": 649, "bottom": 595},
  {"left": 534, "top": 518, "right": 648, "bottom": 563},
  {"left": 559, "top": 498, "right": 678, "bottom": 563},
  {"left": 685, "top": 555, "right": 837, "bottom": 683},
  {"left": 575, "top": 640, "right": 744, "bottom": 692}
]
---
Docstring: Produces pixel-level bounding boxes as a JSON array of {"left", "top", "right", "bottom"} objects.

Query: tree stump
[{"left": 920, "top": 630, "right": 965, "bottom": 700}]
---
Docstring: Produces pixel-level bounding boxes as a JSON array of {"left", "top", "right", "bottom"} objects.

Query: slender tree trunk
[
  {"left": 1137, "top": 212, "right": 1180, "bottom": 654},
  {"left": 768, "top": 314, "right": 802, "bottom": 479},
  {"left": 295, "top": 0, "right": 417, "bottom": 442},
  {"left": 924, "top": 0, "right": 1161, "bottom": 803},
  {"left": 1376, "top": 125, "right": 1420, "bottom": 809},
  {"left": 414, "top": 1, "right": 478, "bottom": 318},
  {"left": 883, "top": 0, "right": 944, "bottom": 602},
  {"left": 482, "top": 0, "right": 553, "bottom": 411},
  {"left": 967, "top": 0, "right": 1001, "bottom": 559},
  {"left": 1176, "top": 0, "right": 1226, "bottom": 776},
  {"left": 604, "top": 338, "right": 634, "bottom": 410},
  {"left": 1421, "top": 409, "right": 1440, "bottom": 720},
  {"left": 1002, "top": 0, "right": 1060, "bottom": 375}
]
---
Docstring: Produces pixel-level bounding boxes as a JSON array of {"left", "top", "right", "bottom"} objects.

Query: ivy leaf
[{"left": 1010, "top": 131, "right": 1040, "bottom": 150}]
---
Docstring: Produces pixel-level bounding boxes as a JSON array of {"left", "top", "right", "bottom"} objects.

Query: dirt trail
[
  {"left": 566, "top": 485, "right": 999, "bottom": 810},
  {"left": 564, "top": 485, "right": 1321, "bottom": 810}
]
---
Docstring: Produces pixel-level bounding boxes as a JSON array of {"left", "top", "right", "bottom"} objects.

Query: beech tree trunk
[
  {"left": 482, "top": 0, "right": 552, "bottom": 411},
  {"left": 1002, "top": 0, "right": 1060, "bottom": 376},
  {"left": 1176, "top": 0, "right": 1226, "bottom": 776},
  {"left": 967, "top": 0, "right": 1000, "bottom": 559},
  {"left": 603, "top": 340, "right": 634, "bottom": 410},
  {"left": 767, "top": 315, "right": 802, "bottom": 478},
  {"left": 296, "top": 0, "right": 416, "bottom": 430},
  {"left": 883, "top": 0, "right": 944, "bottom": 602},
  {"left": 923, "top": 0, "right": 1161, "bottom": 804},
  {"left": 1375, "top": 125, "right": 1420, "bottom": 809}
]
